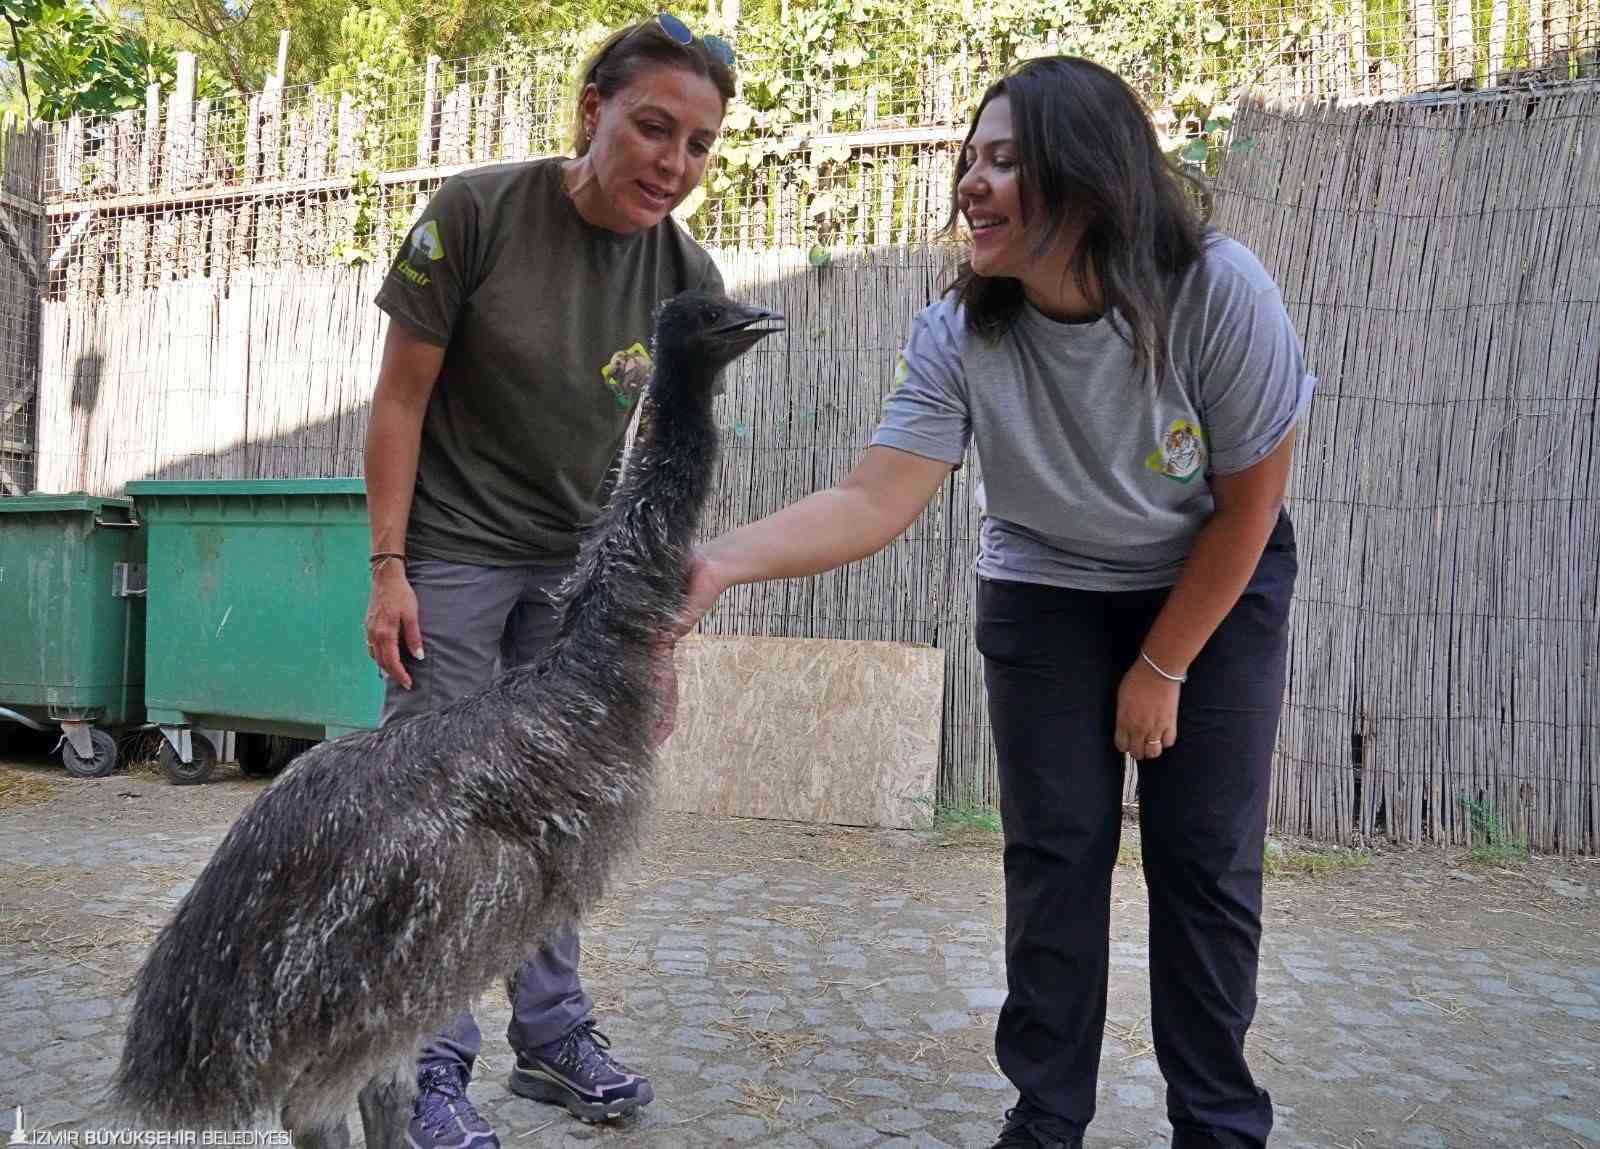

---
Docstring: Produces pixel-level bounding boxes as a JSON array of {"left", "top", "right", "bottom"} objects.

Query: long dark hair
[
  {"left": 571, "top": 20, "right": 738, "bottom": 156},
  {"left": 945, "top": 56, "right": 1210, "bottom": 375}
]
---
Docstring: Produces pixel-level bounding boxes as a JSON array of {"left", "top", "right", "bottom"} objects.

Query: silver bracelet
[{"left": 1140, "top": 649, "right": 1188, "bottom": 684}]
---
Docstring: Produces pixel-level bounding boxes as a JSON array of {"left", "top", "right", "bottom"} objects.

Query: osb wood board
[{"left": 657, "top": 633, "right": 943, "bottom": 830}]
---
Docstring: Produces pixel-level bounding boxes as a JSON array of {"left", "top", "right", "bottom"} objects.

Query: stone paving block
[
  {"left": 761, "top": 1134, "right": 821, "bottom": 1149},
  {"left": 811, "top": 1050, "right": 869, "bottom": 1073},
  {"left": 8, "top": 1070, "right": 69, "bottom": 1106},
  {"left": 871, "top": 1056, "right": 936, "bottom": 1083},
  {"left": 821, "top": 1025, "right": 871, "bottom": 1044},
  {"left": 22, "top": 1097, "right": 89, "bottom": 1129},
  {"left": 943, "top": 1121, "right": 1003, "bottom": 1148},
  {"left": 1398, "top": 1126, "right": 1450, "bottom": 1148},
  {"left": 919, "top": 1010, "right": 971, "bottom": 1034},
  {"left": 809, "top": 1118, "right": 884, "bottom": 1149},
  {"left": 865, "top": 1106, "right": 928, "bottom": 1134},
  {"left": 26, "top": 1039, "right": 107, "bottom": 1073},
  {"left": 1548, "top": 1112, "right": 1600, "bottom": 1140},
  {"left": 46, "top": 997, "right": 114, "bottom": 1023},
  {"left": 704, "top": 1114, "right": 770, "bottom": 1142},
  {"left": 787, "top": 1094, "right": 843, "bottom": 1121},
  {"left": 0, "top": 1007, "right": 51, "bottom": 1034},
  {"left": 948, "top": 1072, "right": 1011, "bottom": 1092},
  {"left": 849, "top": 1078, "right": 909, "bottom": 1102}
]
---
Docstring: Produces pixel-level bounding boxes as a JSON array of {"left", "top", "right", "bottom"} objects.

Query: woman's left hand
[{"left": 1116, "top": 659, "right": 1181, "bottom": 760}]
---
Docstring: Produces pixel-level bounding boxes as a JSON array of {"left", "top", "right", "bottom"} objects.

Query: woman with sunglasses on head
[
  {"left": 362, "top": 14, "right": 735, "bottom": 1144},
  {"left": 680, "top": 57, "right": 1313, "bottom": 1149}
]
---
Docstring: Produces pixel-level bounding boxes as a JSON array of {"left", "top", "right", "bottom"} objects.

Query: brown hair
[
  {"left": 944, "top": 56, "right": 1210, "bottom": 376},
  {"left": 570, "top": 20, "right": 738, "bottom": 156}
]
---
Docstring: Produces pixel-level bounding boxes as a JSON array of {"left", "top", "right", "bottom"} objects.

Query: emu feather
[{"left": 111, "top": 291, "right": 783, "bottom": 1139}]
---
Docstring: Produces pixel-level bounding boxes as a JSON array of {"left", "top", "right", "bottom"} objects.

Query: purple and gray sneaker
[
  {"left": 405, "top": 1063, "right": 500, "bottom": 1149},
  {"left": 508, "top": 1020, "right": 654, "bottom": 1122}
]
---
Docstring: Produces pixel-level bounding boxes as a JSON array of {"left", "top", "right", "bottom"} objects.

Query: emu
[{"left": 111, "top": 291, "right": 783, "bottom": 1147}]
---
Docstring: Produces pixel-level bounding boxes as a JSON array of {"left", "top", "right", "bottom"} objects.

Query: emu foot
[
  {"left": 358, "top": 1074, "right": 411, "bottom": 1149},
  {"left": 285, "top": 1119, "right": 350, "bottom": 1149}
]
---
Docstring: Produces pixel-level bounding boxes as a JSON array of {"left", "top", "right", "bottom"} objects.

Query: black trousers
[{"left": 977, "top": 513, "right": 1296, "bottom": 1149}]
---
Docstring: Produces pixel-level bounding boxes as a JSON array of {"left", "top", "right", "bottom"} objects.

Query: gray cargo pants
[{"left": 381, "top": 557, "right": 593, "bottom": 1077}]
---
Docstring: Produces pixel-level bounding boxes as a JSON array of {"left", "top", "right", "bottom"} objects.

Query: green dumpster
[
  {"left": 0, "top": 493, "right": 146, "bottom": 777},
  {"left": 126, "top": 479, "right": 383, "bottom": 785}
]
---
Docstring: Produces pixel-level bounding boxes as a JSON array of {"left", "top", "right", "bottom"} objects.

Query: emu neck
[{"left": 549, "top": 375, "right": 719, "bottom": 666}]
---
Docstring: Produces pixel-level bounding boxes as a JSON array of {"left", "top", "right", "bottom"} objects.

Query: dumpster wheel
[
  {"left": 60, "top": 728, "right": 119, "bottom": 779},
  {"left": 238, "top": 734, "right": 310, "bottom": 778},
  {"left": 159, "top": 733, "right": 218, "bottom": 786}
]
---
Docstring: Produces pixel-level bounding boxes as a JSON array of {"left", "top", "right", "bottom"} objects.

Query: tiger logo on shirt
[
  {"left": 1145, "top": 419, "right": 1207, "bottom": 483},
  {"left": 600, "top": 343, "right": 653, "bottom": 409}
]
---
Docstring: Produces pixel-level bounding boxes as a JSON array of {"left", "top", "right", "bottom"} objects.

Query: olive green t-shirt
[{"left": 374, "top": 158, "right": 724, "bottom": 565}]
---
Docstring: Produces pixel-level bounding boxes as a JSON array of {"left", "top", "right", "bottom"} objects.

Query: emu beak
[{"left": 709, "top": 303, "right": 785, "bottom": 358}]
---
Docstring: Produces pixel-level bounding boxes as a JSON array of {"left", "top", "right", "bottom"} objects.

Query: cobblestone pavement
[{"left": 0, "top": 758, "right": 1596, "bottom": 1149}]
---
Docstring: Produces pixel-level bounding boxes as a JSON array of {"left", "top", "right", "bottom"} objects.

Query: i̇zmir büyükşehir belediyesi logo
[{"left": 7, "top": 1105, "right": 290, "bottom": 1147}]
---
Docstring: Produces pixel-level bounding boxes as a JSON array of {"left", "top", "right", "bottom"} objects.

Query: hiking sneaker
[
  {"left": 991, "top": 1105, "right": 1084, "bottom": 1149},
  {"left": 405, "top": 1063, "right": 500, "bottom": 1149},
  {"left": 508, "top": 1020, "right": 654, "bottom": 1122}
]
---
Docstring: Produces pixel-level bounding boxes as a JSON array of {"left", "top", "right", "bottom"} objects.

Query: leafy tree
[{"left": 1, "top": 0, "right": 225, "bottom": 122}]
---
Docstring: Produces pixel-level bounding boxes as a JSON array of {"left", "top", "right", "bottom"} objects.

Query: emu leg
[
  {"left": 284, "top": 1117, "right": 350, "bottom": 1149},
  {"left": 358, "top": 1073, "right": 411, "bottom": 1149}
]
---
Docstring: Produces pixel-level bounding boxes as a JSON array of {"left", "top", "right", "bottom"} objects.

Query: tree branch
[
  {"left": 159, "top": 0, "right": 256, "bottom": 94},
  {"left": 4, "top": 13, "right": 31, "bottom": 127}
]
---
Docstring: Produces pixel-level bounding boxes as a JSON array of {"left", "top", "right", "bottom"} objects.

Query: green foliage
[
  {"left": 322, "top": 6, "right": 410, "bottom": 95},
  {"left": 318, "top": 8, "right": 414, "bottom": 171},
  {"left": 908, "top": 788, "right": 1002, "bottom": 833},
  {"left": 1458, "top": 793, "right": 1527, "bottom": 865},
  {"left": 332, "top": 167, "right": 379, "bottom": 264},
  {"left": 670, "top": 0, "right": 1274, "bottom": 243},
  {"left": 1262, "top": 840, "right": 1370, "bottom": 877},
  {"left": 0, "top": 0, "right": 221, "bottom": 122},
  {"left": 135, "top": 0, "right": 497, "bottom": 97}
]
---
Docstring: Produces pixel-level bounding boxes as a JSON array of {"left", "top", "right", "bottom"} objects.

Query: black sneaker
[
  {"left": 508, "top": 1020, "right": 654, "bottom": 1122},
  {"left": 405, "top": 1063, "right": 500, "bottom": 1149},
  {"left": 991, "top": 1104, "right": 1084, "bottom": 1149}
]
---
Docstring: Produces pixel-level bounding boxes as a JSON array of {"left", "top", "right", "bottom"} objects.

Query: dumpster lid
[
  {"left": 0, "top": 492, "right": 135, "bottom": 514},
  {"left": 126, "top": 479, "right": 367, "bottom": 497}
]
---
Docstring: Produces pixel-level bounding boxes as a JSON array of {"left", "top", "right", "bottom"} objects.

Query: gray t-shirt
[{"left": 870, "top": 235, "right": 1315, "bottom": 591}]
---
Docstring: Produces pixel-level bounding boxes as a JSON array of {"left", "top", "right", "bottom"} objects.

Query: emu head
[{"left": 650, "top": 290, "right": 784, "bottom": 399}]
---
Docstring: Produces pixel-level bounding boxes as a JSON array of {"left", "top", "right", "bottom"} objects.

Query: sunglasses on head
[{"left": 648, "top": 11, "right": 737, "bottom": 69}]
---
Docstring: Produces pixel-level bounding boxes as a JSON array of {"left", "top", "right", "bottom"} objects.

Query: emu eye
[{"left": 703, "top": 307, "right": 721, "bottom": 325}]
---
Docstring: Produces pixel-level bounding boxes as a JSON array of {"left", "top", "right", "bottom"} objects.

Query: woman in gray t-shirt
[{"left": 683, "top": 56, "right": 1312, "bottom": 1149}]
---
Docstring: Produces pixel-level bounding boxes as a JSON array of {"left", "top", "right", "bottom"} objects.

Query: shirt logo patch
[
  {"left": 408, "top": 220, "right": 445, "bottom": 265},
  {"left": 1145, "top": 419, "right": 1207, "bottom": 483},
  {"left": 601, "top": 343, "right": 652, "bottom": 409}
]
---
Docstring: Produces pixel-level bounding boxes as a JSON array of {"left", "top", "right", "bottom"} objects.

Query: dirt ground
[{"left": 0, "top": 736, "right": 1596, "bottom": 1148}]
